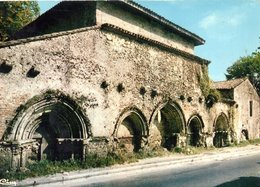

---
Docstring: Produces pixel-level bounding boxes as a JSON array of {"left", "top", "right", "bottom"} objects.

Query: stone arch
[
  {"left": 4, "top": 91, "right": 90, "bottom": 168},
  {"left": 187, "top": 115, "right": 204, "bottom": 147},
  {"left": 213, "top": 113, "right": 229, "bottom": 148},
  {"left": 114, "top": 107, "right": 148, "bottom": 152},
  {"left": 150, "top": 101, "right": 185, "bottom": 150}
]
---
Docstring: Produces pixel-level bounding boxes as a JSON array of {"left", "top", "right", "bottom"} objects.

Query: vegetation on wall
[
  {"left": 199, "top": 64, "right": 221, "bottom": 107},
  {"left": 228, "top": 107, "right": 237, "bottom": 143}
]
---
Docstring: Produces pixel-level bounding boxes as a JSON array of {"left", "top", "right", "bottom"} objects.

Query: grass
[
  {"left": 2, "top": 153, "right": 124, "bottom": 180},
  {"left": 1, "top": 139, "right": 260, "bottom": 181},
  {"left": 229, "top": 138, "right": 260, "bottom": 147}
]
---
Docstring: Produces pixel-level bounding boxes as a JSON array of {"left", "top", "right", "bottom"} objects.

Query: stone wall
[
  {"left": 234, "top": 79, "right": 260, "bottom": 140},
  {"left": 0, "top": 26, "right": 233, "bottom": 167},
  {"left": 96, "top": 2, "right": 195, "bottom": 54}
]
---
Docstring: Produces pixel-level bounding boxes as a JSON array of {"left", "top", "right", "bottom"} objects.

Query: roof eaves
[
  {"left": 0, "top": 25, "right": 101, "bottom": 48},
  {"left": 213, "top": 78, "right": 246, "bottom": 90},
  {"left": 1, "top": 23, "right": 209, "bottom": 65},
  {"left": 221, "top": 99, "right": 236, "bottom": 105},
  {"left": 101, "top": 23, "right": 210, "bottom": 65},
  {"left": 124, "top": 1, "right": 205, "bottom": 46}
]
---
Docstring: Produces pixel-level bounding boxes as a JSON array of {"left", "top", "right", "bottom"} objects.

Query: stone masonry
[{"left": 0, "top": 1, "right": 259, "bottom": 169}]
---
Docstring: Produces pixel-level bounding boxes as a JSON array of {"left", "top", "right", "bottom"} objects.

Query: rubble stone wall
[
  {"left": 234, "top": 80, "right": 260, "bottom": 139},
  {"left": 0, "top": 27, "right": 244, "bottom": 167}
]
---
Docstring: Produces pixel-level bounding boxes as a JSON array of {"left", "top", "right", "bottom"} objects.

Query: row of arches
[
  {"left": 4, "top": 93, "right": 231, "bottom": 168},
  {"left": 115, "top": 102, "right": 231, "bottom": 152}
]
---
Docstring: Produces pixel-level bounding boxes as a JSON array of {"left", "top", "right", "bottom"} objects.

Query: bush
[
  {"left": 0, "top": 150, "right": 11, "bottom": 178},
  {"left": 173, "top": 147, "right": 183, "bottom": 153}
]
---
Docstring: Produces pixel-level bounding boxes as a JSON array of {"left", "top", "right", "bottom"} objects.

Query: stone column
[{"left": 11, "top": 146, "right": 21, "bottom": 169}]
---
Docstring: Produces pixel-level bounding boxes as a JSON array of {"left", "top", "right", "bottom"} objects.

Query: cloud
[
  {"left": 199, "top": 13, "right": 218, "bottom": 29},
  {"left": 198, "top": 7, "right": 247, "bottom": 42},
  {"left": 199, "top": 10, "right": 244, "bottom": 30}
]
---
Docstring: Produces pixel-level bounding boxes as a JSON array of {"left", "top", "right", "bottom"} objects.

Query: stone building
[
  {"left": 213, "top": 78, "right": 260, "bottom": 143},
  {"left": 0, "top": 1, "right": 258, "bottom": 169}
]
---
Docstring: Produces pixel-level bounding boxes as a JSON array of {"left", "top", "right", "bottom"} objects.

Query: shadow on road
[{"left": 216, "top": 177, "right": 260, "bottom": 187}]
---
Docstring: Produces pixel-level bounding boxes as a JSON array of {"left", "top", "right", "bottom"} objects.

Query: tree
[
  {"left": 226, "top": 51, "right": 260, "bottom": 95},
  {"left": 0, "top": 1, "right": 40, "bottom": 41}
]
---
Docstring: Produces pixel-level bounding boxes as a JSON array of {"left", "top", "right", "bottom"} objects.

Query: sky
[{"left": 38, "top": 0, "right": 260, "bottom": 81}]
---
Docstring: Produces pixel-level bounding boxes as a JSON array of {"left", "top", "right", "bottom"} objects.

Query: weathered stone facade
[
  {"left": 213, "top": 78, "right": 260, "bottom": 142},
  {"left": 0, "top": 1, "right": 259, "bottom": 169}
]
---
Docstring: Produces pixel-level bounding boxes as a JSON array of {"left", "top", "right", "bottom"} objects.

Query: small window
[{"left": 249, "top": 101, "right": 253, "bottom": 117}]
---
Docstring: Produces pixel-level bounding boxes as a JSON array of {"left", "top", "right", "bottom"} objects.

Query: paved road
[{"left": 86, "top": 153, "right": 260, "bottom": 187}]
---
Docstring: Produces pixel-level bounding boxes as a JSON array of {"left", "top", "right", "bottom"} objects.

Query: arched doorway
[
  {"left": 213, "top": 113, "right": 229, "bottom": 148},
  {"left": 187, "top": 116, "right": 203, "bottom": 147},
  {"left": 4, "top": 92, "right": 90, "bottom": 168},
  {"left": 152, "top": 102, "right": 185, "bottom": 150},
  {"left": 115, "top": 109, "right": 148, "bottom": 152}
]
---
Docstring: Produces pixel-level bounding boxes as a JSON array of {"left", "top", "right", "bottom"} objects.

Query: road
[{"left": 86, "top": 153, "right": 260, "bottom": 187}]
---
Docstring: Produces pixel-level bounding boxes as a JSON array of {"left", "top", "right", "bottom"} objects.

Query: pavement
[{"left": 15, "top": 144, "right": 260, "bottom": 186}]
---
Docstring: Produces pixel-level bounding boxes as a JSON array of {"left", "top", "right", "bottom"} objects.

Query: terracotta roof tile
[{"left": 212, "top": 78, "right": 246, "bottom": 90}]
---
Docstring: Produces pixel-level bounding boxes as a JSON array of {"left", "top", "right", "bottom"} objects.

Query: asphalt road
[{"left": 87, "top": 153, "right": 260, "bottom": 187}]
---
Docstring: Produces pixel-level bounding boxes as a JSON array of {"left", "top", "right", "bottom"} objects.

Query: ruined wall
[
  {"left": 0, "top": 27, "right": 210, "bottom": 146},
  {"left": 234, "top": 80, "right": 260, "bottom": 139}
]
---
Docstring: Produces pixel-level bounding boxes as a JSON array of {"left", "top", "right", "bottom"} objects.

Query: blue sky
[{"left": 38, "top": 1, "right": 260, "bottom": 81}]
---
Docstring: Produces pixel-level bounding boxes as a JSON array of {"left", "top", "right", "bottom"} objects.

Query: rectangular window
[{"left": 249, "top": 101, "right": 253, "bottom": 117}]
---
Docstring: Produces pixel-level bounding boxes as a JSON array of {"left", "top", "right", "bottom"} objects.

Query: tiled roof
[
  {"left": 212, "top": 78, "right": 246, "bottom": 90},
  {"left": 12, "top": 1, "right": 205, "bottom": 46},
  {"left": 124, "top": 1, "right": 205, "bottom": 46}
]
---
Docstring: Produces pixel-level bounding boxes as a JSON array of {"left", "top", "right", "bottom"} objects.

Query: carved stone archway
[
  {"left": 187, "top": 115, "right": 204, "bottom": 147},
  {"left": 151, "top": 102, "right": 185, "bottom": 150},
  {"left": 3, "top": 91, "right": 90, "bottom": 168},
  {"left": 114, "top": 108, "right": 148, "bottom": 152},
  {"left": 213, "top": 113, "right": 229, "bottom": 148}
]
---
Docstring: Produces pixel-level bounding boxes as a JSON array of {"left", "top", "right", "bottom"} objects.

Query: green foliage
[
  {"left": 3, "top": 138, "right": 260, "bottom": 180},
  {"left": 199, "top": 65, "right": 221, "bottom": 107},
  {"left": 209, "top": 89, "right": 221, "bottom": 102},
  {"left": 199, "top": 64, "right": 211, "bottom": 97},
  {"left": 249, "top": 138, "right": 260, "bottom": 145},
  {"left": 0, "top": 1, "right": 40, "bottom": 41},
  {"left": 1, "top": 149, "right": 169, "bottom": 180},
  {"left": 173, "top": 147, "right": 183, "bottom": 153},
  {"left": 0, "top": 150, "right": 11, "bottom": 178},
  {"left": 226, "top": 51, "right": 260, "bottom": 95},
  {"left": 171, "top": 146, "right": 215, "bottom": 155}
]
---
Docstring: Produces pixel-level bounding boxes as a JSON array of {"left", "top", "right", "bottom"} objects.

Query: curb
[{"left": 17, "top": 145, "right": 260, "bottom": 186}]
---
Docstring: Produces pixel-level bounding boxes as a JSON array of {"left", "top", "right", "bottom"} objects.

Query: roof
[
  {"left": 212, "top": 78, "right": 246, "bottom": 90},
  {"left": 123, "top": 1, "right": 205, "bottom": 46},
  {"left": 12, "top": 1, "right": 205, "bottom": 46}
]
